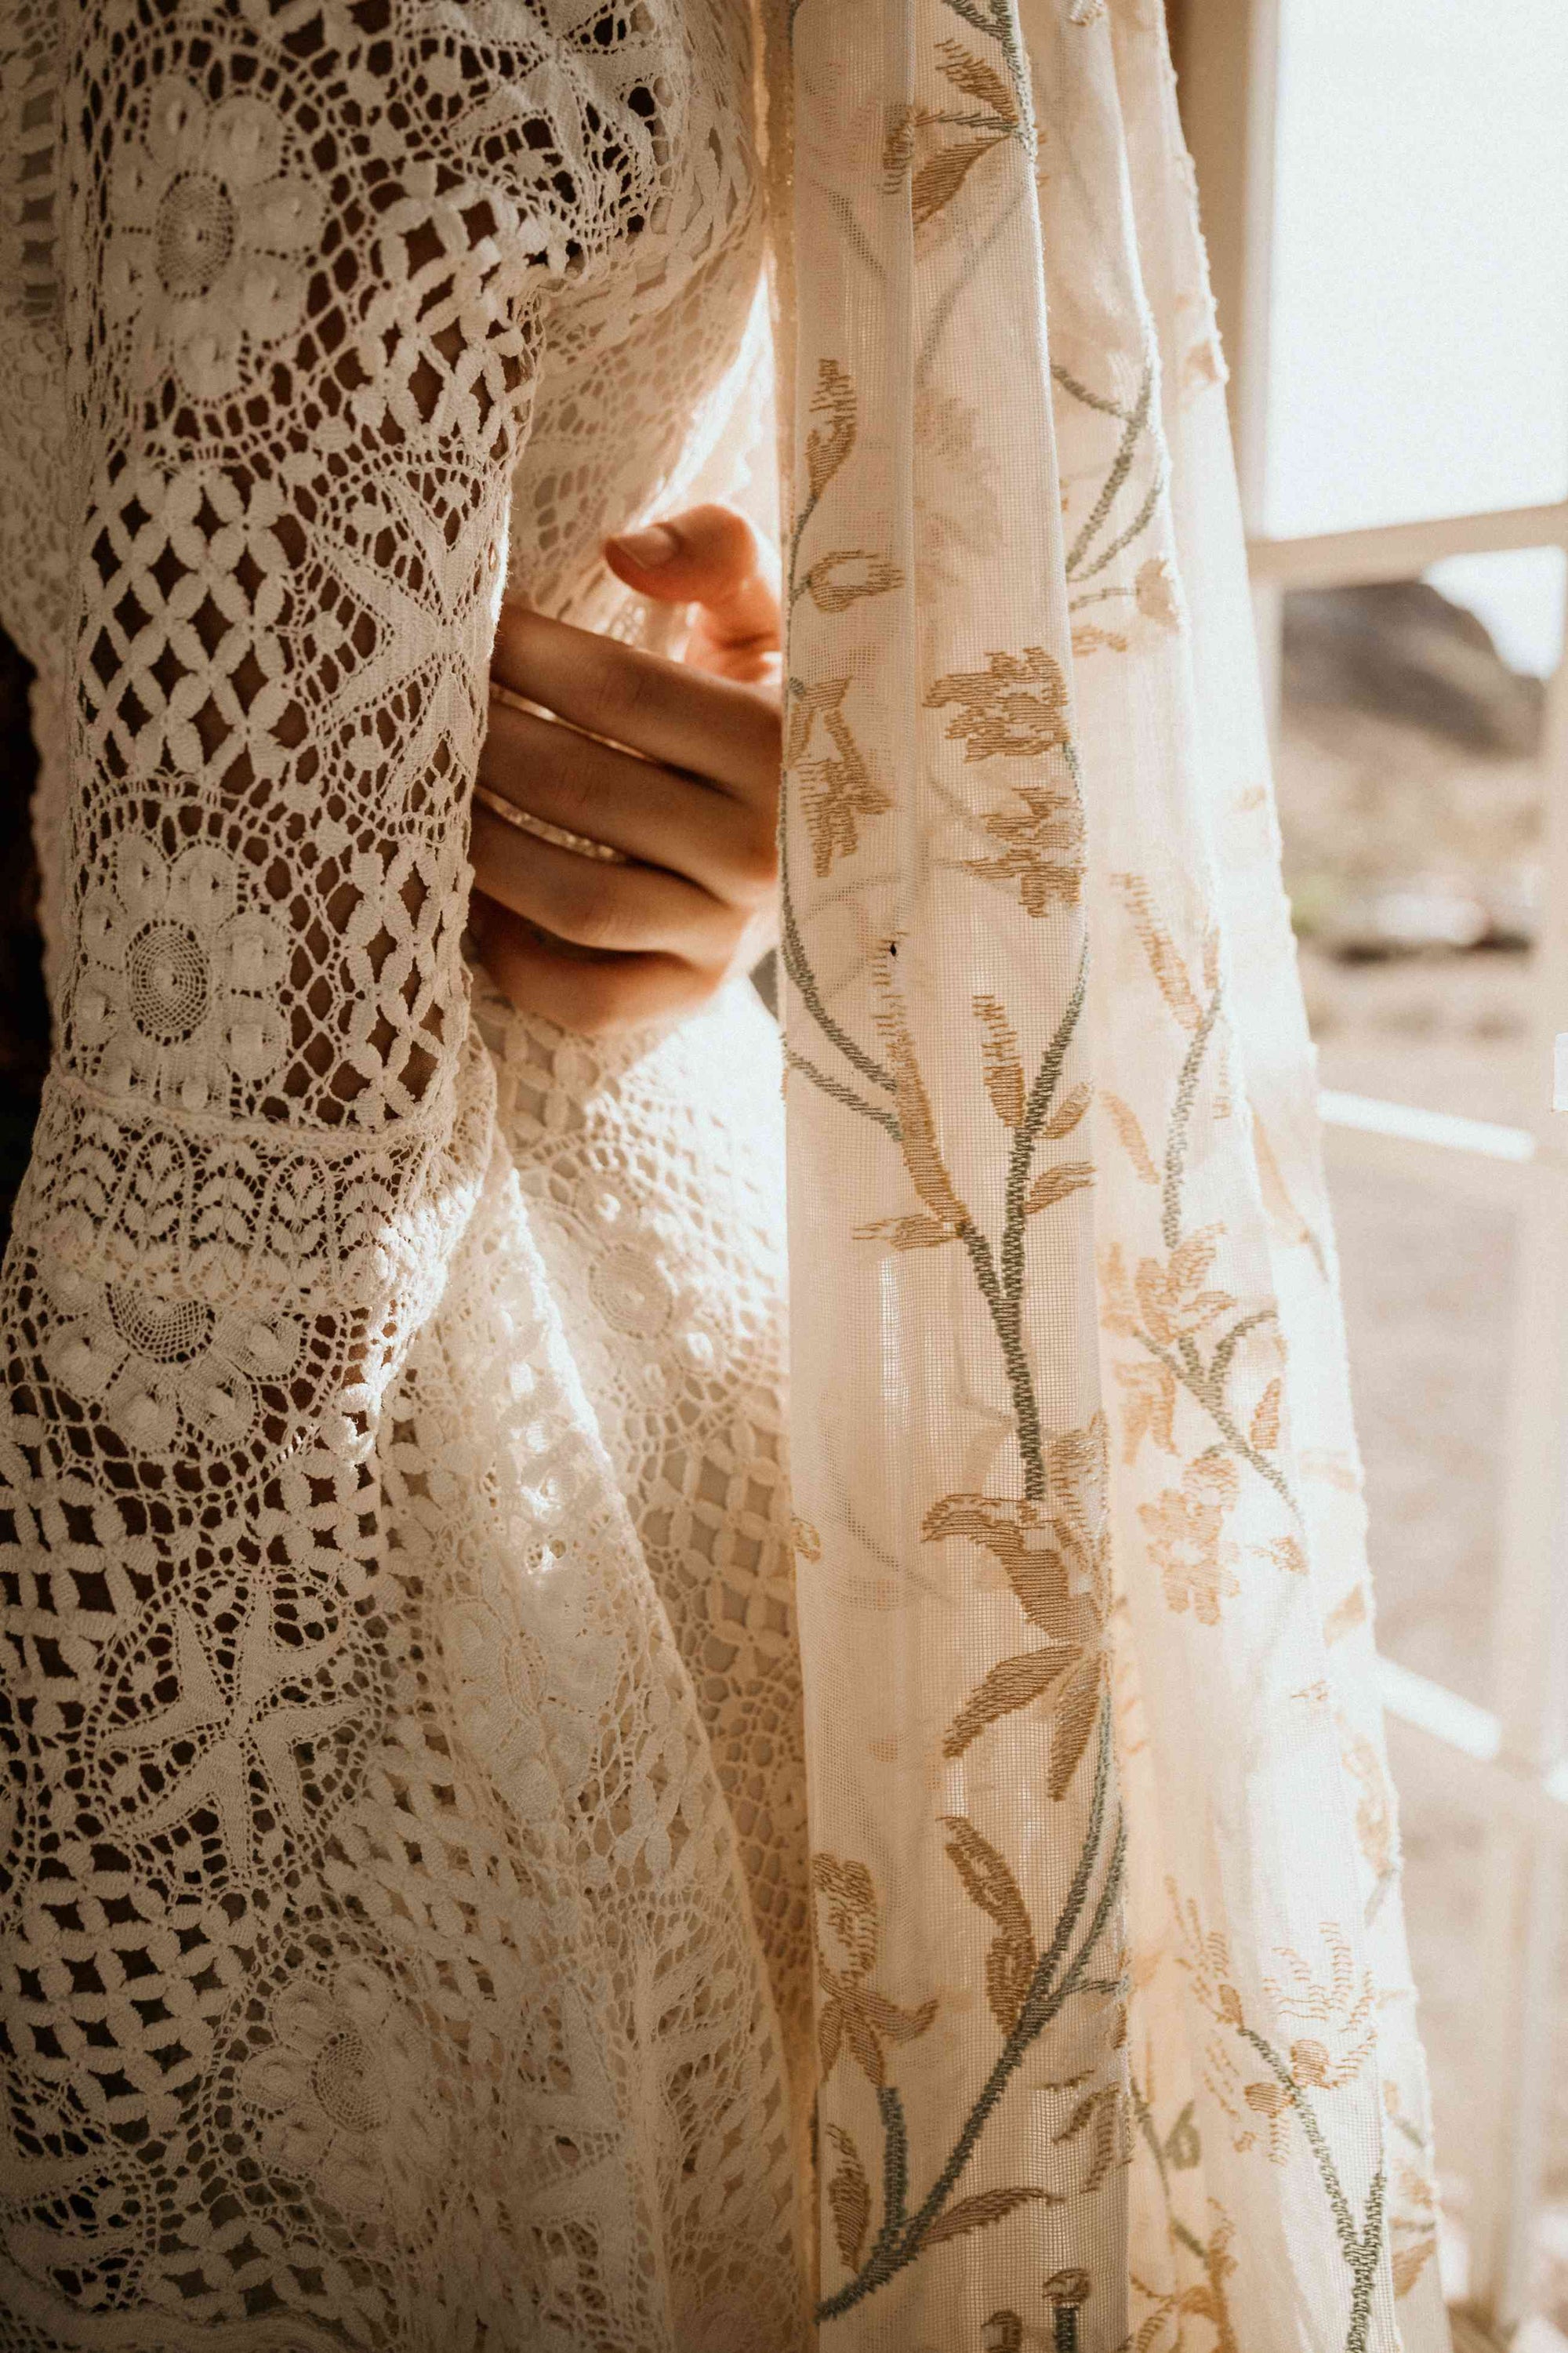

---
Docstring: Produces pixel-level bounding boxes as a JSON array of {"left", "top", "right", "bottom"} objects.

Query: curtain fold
[{"left": 772, "top": 3, "right": 1450, "bottom": 2346}]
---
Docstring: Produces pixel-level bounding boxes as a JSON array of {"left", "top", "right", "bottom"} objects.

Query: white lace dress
[{"left": 0, "top": 5, "right": 812, "bottom": 2347}]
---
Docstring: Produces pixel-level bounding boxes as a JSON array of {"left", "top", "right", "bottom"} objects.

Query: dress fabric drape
[{"left": 0, "top": 1, "right": 1444, "bottom": 2348}]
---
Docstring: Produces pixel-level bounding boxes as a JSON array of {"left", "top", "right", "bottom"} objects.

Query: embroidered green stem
[
  {"left": 816, "top": 1711, "right": 1124, "bottom": 2321},
  {"left": 1051, "top": 362, "right": 1141, "bottom": 424},
  {"left": 1133, "top": 1324, "right": 1298, "bottom": 1519},
  {"left": 1237, "top": 2024, "right": 1388, "bottom": 2353},
  {"left": 1002, "top": 946, "right": 1090, "bottom": 1309},
  {"left": 1162, "top": 986, "right": 1222, "bottom": 1251},
  {"left": 993, "top": 946, "right": 1091, "bottom": 1498},
  {"left": 778, "top": 822, "right": 897, "bottom": 1097},
  {"left": 939, "top": 0, "right": 1035, "bottom": 143},
  {"left": 785, "top": 1044, "right": 904, "bottom": 1144},
  {"left": 1065, "top": 361, "right": 1154, "bottom": 581},
  {"left": 1070, "top": 464, "right": 1169, "bottom": 586}
]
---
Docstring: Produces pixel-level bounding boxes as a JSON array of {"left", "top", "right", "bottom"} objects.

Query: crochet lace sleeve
[{"left": 0, "top": 8, "right": 592, "bottom": 1672}]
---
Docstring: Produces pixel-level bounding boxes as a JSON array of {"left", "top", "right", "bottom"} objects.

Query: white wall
[{"left": 1266, "top": 0, "right": 1568, "bottom": 672}]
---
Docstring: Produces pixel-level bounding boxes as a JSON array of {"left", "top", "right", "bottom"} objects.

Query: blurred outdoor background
[{"left": 1168, "top": 0, "right": 1568, "bottom": 2343}]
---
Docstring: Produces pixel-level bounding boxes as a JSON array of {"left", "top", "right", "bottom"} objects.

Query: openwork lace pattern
[{"left": 0, "top": 2, "right": 809, "bottom": 2345}]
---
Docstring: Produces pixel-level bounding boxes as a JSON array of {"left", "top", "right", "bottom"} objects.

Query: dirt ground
[{"left": 1276, "top": 589, "right": 1567, "bottom": 2332}]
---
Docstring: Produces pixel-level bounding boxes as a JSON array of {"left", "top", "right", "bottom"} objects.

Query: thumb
[{"left": 605, "top": 503, "right": 780, "bottom": 677}]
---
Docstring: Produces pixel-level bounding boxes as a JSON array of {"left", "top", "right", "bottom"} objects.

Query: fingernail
[{"left": 610, "top": 524, "right": 679, "bottom": 568}]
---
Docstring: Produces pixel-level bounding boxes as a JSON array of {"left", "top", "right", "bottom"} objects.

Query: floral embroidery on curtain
[{"left": 769, "top": 1, "right": 1449, "bottom": 2345}]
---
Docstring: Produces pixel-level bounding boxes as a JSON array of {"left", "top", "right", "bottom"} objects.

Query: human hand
[{"left": 469, "top": 503, "right": 782, "bottom": 1035}]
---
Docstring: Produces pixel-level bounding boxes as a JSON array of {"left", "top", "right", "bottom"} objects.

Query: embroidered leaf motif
[
  {"left": 935, "top": 38, "right": 1018, "bottom": 122},
  {"left": 881, "top": 103, "right": 920, "bottom": 180},
  {"left": 1203, "top": 925, "right": 1221, "bottom": 994},
  {"left": 1113, "top": 1357, "right": 1178, "bottom": 1462},
  {"left": 1252, "top": 1109, "right": 1327, "bottom": 1275},
  {"left": 1338, "top": 1717, "right": 1393, "bottom": 1888},
  {"left": 874, "top": 972, "right": 971, "bottom": 1229},
  {"left": 911, "top": 139, "right": 998, "bottom": 228},
  {"left": 806, "top": 359, "right": 857, "bottom": 503},
  {"left": 1163, "top": 2099, "right": 1201, "bottom": 2170},
  {"left": 921, "top": 2184, "right": 1061, "bottom": 2246},
  {"left": 1054, "top": 2083, "right": 1122, "bottom": 2190},
  {"left": 942, "top": 1815, "right": 1036, "bottom": 2034},
  {"left": 787, "top": 677, "right": 895, "bottom": 876},
  {"left": 1043, "top": 1080, "right": 1091, "bottom": 1141},
  {"left": 1250, "top": 1378, "right": 1281, "bottom": 1451},
  {"left": 824, "top": 2125, "right": 871, "bottom": 2271},
  {"left": 854, "top": 1211, "right": 956, "bottom": 1251},
  {"left": 1323, "top": 1582, "right": 1369, "bottom": 1644},
  {"left": 1024, "top": 1161, "right": 1094, "bottom": 1215},
  {"left": 791, "top": 1517, "right": 822, "bottom": 1563},
  {"left": 804, "top": 549, "right": 903, "bottom": 613},
  {"left": 1392, "top": 2236, "right": 1437, "bottom": 2297},
  {"left": 1113, "top": 874, "right": 1203, "bottom": 1030},
  {"left": 812, "top": 1853, "right": 879, "bottom": 1977},
  {"left": 922, "top": 1491, "right": 1102, "bottom": 1647},
  {"left": 975, "top": 994, "right": 1025, "bottom": 1127},
  {"left": 1102, "top": 1091, "right": 1160, "bottom": 1183},
  {"left": 942, "top": 1645, "right": 1076, "bottom": 1761},
  {"left": 1047, "top": 1659, "right": 1102, "bottom": 1800}
]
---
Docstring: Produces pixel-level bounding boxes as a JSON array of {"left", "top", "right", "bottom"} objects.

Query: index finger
[{"left": 489, "top": 605, "right": 780, "bottom": 804}]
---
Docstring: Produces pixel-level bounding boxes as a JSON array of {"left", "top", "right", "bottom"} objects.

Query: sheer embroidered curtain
[{"left": 770, "top": 2, "right": 1450, "bottom": 2346}]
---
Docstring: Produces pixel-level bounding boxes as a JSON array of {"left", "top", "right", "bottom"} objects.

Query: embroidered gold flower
[
  {"left": 1139, "top": 1454, "right": 1241, "bottom": 1625},
  {"left": 1102, "top": 1228, "right": 1236, "bottom": 1350},
  {"left": 1135, "top": 555, "right": 1181, "bottom": 629},
  {"left": 926, "top": 645, "right": 1071, "bottom": 763},
  {"left": 812, "top": 1854, "right": 937, "bottom": 2086},
  {"left": 1176, "top": 1894, "right": 1379, "bottom": 2162},
  {"left": 964, "top": 784, "right": 1085, "bottom": 917}
]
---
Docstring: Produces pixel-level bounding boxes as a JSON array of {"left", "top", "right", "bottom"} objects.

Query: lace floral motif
[
  {"left": 241, "top": 1960, "right": 440, "bottom": 2221},
  {"left": 41, "top": 1255, "right": 299, "bottom": 1454},
  {"left": 105, "top": 83, "right": 321, "bottom": 399},
  {"left": 72, "top": 835, "right": 289, "bottom": 1109}
]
